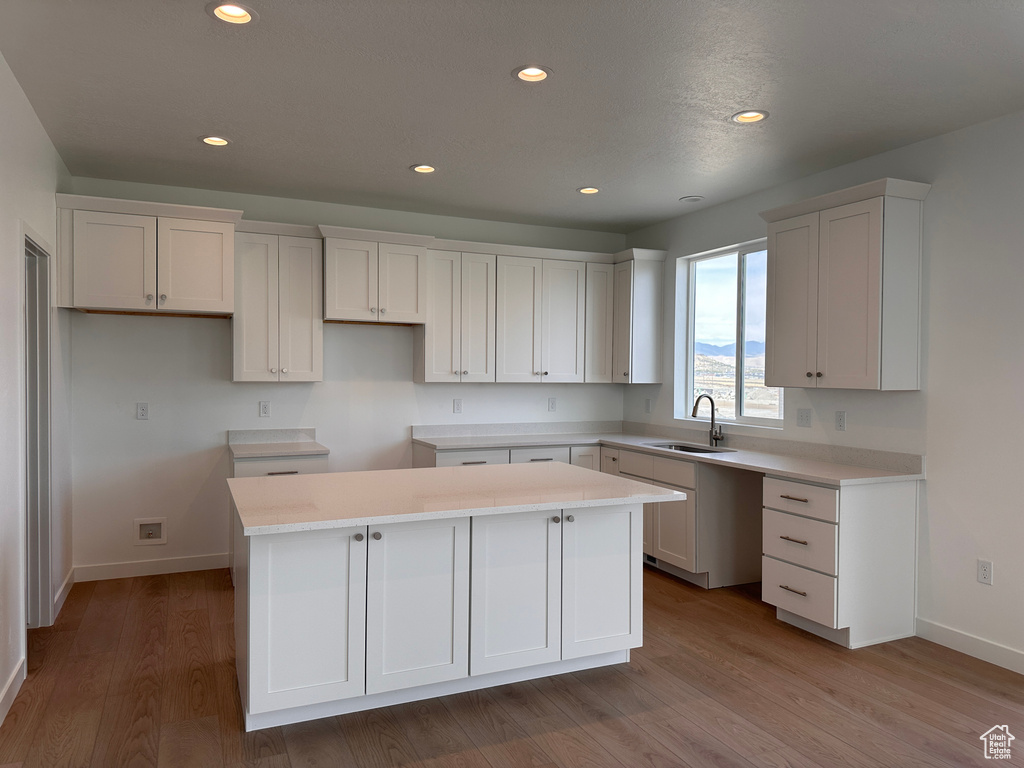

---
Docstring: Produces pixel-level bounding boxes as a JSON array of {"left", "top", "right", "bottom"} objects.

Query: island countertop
[{"left": 228, "top": 462, "right": 683, "bottom": 535}]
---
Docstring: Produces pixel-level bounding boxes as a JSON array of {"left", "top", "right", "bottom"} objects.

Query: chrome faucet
[{"left": 691, "top": 394, "right": 724, "bottom": 447}]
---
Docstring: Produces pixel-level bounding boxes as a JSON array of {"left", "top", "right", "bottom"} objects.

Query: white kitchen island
[{"left": 227, "top": 462, "right": 682, "bottom": 731}]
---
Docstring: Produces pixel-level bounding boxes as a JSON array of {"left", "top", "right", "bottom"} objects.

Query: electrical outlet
[
  {"left": 136, "top": 402, "right": 148, "bottom": 420},
  {"left": 453, "top": 398, "right": 462, "bottom": 414},
  {"left": 835, "top": 410, "right": 846, "bottom": 431},
  {"left": 797, "top": 408, "right": 812, "bottom": 428},
  {"left": 259, "top": 401, "right": 271, "bottom": 418},
  {"left": 978, "top": 559, "right": 993, "bottom": 585},
  {"left": 548, "top": 397, "right": 557, "bottom": 412},
  {"left": 644, "top": 398, "right": 653, "bottom": 414}
]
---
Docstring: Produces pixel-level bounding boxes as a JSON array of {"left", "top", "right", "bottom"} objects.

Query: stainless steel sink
[{"left": 647, "top": 443, "right": 733, "bottom": 454}]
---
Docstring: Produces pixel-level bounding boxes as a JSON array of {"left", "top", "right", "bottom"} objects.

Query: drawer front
[
  {"left": 232, "top": 455, "right": 329, "bottom": 478},
  {"left": 762, "top": 509, "right": 838, "bottom": 576},
  {"left": 619, "top": 450, "right": 696, "bottom": 489},
  {"left": 763, "top": 478, "right": 838, "bottom": 523},
  {"left": 435, "top": 449, "right": 510, "bottom": 467},
  {"left": 762, "top": 556, "right": 838, "bottom": 628},
  {"left": 510, "top": 446, "right": 571, "bottom": 464}
]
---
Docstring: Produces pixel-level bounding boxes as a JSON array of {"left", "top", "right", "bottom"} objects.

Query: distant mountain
[{"left": 695, "top": 341, "right": 766, "bottom": 356}]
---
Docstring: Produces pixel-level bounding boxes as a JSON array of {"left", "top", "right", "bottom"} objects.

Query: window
[{"left": 677, "top": 240, "right": 782, "bottom": 424}]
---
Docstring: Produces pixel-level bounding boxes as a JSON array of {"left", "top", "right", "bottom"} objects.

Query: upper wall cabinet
[
  {"left": 234, "top": 229, "right": 324, "bottom": 383},
  {"left": 612, "top": 250, "right": 666, "bottom": 384},
  {"left": 760, "top": 179, "right": 930, "bottom": 390},
  {"left": 57, "top": 195, "right": 242, "bottom": 315},
  {"left": 584, "top": 263, "right": 614, "bottom": 383},
  {"left": 321, "top": 231, "right": 430, "bottom": 324}
]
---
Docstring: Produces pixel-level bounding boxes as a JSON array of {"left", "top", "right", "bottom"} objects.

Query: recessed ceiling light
[
  {"left": 515, "top": 66, "right": 550, "bottom": 83},
  {"left": 206, "top": 2, "right": 258, "bottom": 24},
  {"left": 577, "top": 187, "right": 600, "bottom": 195},
  {"left": 679, "top": 195, "right": 705, "bottom": 203},
  {"left": 731, "top": 110, "right": 768, "bottom": 124},
  {"left": 411, "top": 165, "right": 436, "bottom": 173},
  {"left": 201, "top": 136, "right": 230, "bottom": 146}
]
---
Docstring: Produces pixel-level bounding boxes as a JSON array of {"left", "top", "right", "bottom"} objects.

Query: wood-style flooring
[{"left": 1, "top": 567, "right": 1021, "bottom": 768}]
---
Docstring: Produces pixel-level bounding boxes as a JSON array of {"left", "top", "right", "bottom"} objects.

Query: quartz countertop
[
  {"left": 412, "top": 433, "right": 924, "bottom": 487},
  {"left": 228, "top": 462, "right": 683, "bottom": 535},
  {"left": 228, "top": 427, "right": 329, "bottom": 459}
]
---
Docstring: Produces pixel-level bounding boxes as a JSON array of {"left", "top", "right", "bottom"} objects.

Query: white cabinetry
[
  {"left": 611, "top": 251, "right": 665, "bottom": 384},
  {"left": 510, "top": 446, "right": 571, "bottom": 464},
  {"left": 233, "top": 232, "right": 323, "bottom": 382},
  {"left": 496, "top": 257, "right": 585, "bottom": 383},
  {"left": 584, "top": 262, "right": 614, "bottom": 383},
  {"left": 416, "top": 250, "right": 496, "bottom": 382},
  {"left": 323, "top": 236, "right": 428, "bottom": 323},
  {"left": 760, "top": 476, "right": 918, "bottom": 648},
  {"left": 761, "top": 179, "right": 930, "bottom": 390},
  {"left": 569, "top": 446, "right": 600, "bottom": 471}
]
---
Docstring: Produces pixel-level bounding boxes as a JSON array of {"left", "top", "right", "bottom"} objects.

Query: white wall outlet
[
  {"left": 548, "top": 397, "right": 557, "bottom": 412},
  {"left": 978, "top": 559, "right": 993, "bottom": 585},
  {"left": 259, "top": 401, "right": 271, "bottom": 418},
  {"left": 135, "top": 517, "right": 166, "bottom": 546},
  {"left": 644, "top": 398, "right": 652, "bottom": 414},
  {"left": 797, "top": 408, "right": 812, "bottom": 428},
  {"left": 835, "top": 410, "right": 847, "bottom": 431},
  {"left": 453, "top": 398, "right": 462, "bottom": 414},
  {"left": 136, "top": 402, "right": 149, "bottom": 420}
]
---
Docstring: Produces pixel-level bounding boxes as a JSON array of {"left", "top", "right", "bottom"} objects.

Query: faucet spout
[{"left": 691, "top": 394, "right": 723, "bottom": 447}]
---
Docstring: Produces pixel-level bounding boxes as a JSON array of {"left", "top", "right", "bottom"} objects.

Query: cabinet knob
[
  {"left": 611, "top": 457, "right": 617, "bottom": 462},
  {"left": 281, "top": 368, "right": 288, "bottom": 374},
  {"left": 372, "top": 531, "right": 382, "bottom": 540},
  {"left": 816, "top": 371, "right": 823, "bottom": 378},
  {"left": 159, "top": 293, "right": 167, "bottom": 304},
  {"left": 543, "top": 371, "right": 549, "bottom": 376},
  {"left": 145, "top": 294, "right": 154, "bottom": 302},
  {"left": 380, "top": 308, "right": 387, "bottom": 315},
  {"left": 806, "top": 372, "right": 813, "bottom": 378},
  {"left": 462, "top": 370, "right": 468, "bottom": 375},
  {"left": 353, "top": 533, "right": 364, "bottom": 542},
  {"left": 552, "top": 516, "right": 561, "bottom": 523},
  {"left": 623, "top": 372, "right": 629, "bottom": 377},
  {"left": 370, "top": 307, "right": 377, "bottom": 314},
  {"left": 270, "top": 368, "right": 277, "bottom": 373},
  {"left": 566, "top": 514, "right": 575, "bottom": 522}
]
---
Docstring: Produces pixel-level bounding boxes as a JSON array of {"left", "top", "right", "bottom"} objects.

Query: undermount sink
[{"left": 647, "top": 443, "right": 734, "bottom": 454}]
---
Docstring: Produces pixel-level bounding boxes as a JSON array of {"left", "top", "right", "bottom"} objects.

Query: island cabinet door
[
  {"left": 366, "top": 517, "right": 470, "bottom": 694},
  {"left": 247, "top": 526, "right": 368, "bottom": 714},
  {"left": 470, "top": 510, "right": 562, "bottom": 675},
  {"left": 561, "top": 503, "right": 643, "bottom": 659}
]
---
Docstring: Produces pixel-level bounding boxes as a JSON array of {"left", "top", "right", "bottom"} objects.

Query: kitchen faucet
[{"left": 691, "top": 394, "right": 724, "bottom": 447}]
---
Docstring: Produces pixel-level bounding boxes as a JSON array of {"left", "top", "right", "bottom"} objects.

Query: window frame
[{"left": 678, "top": 237, "right": 783, "bottom": 427}]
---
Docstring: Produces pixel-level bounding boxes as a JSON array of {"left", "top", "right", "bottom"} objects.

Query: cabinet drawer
[
  {"left": 763, "top": 478, "right": 838, "bottom": 522},
  {"left": 762, "top": 509, "right": 837, "bottom": 576},
  {"left": 435, "top": 449, "right": 510, "bottom": 467},
  {"left": 510, "top": 446, "right": 571, "bottom": 464},
  {"left": 232, "top": 455, "right": 329, "bottom": 478},
  {"left": 762, "top": 556, "right": 838, "bottom": 628},
  {"left": 619, "top": 451, "right": 695, "bottom": 488}
]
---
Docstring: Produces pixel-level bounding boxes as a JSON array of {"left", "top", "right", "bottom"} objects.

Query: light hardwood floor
[{"left": 1, "top": 567, "right": 1021, "bottom": 768}]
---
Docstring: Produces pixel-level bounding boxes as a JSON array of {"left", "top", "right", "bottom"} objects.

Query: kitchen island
[{"left": 227, "top": 462, "right": 682, "bottom": 731}]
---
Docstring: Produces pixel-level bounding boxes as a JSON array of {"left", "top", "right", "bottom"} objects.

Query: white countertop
[
  {"left": 412, "top": 433, "right": 924, "bottom": 486},
  {"left": 228, "top": 462, "right": 683, "bottom": 535},
  {"left": 229, "top": 441, "right": 330, "bottom": 459}
]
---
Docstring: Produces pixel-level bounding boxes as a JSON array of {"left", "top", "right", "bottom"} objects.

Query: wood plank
[
  {"left": 52, "top": 581, "right": 97, "bottom": 633},
  {"left": 281, "top": 719, "right": 356, "bottom": 768},
  {"left": 336, "top": 708, "right": 421, "bottom": 768},
  {"left": 439, "top": 690, "right": 553, "bottom": 768},
  {"left": 68, "top": 578, "right": 133, "bottom": 658},
  {"left": 390, "top": 699, "right": 492, "bottom": 768},
  {"left": 160, "top": 608, "right": 217, "bottom": 723},
  {"left": 156, "top": 715, "right": 221, "bottom": 768}
]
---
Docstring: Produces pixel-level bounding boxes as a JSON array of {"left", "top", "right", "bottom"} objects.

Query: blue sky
[{"left": 692, "top": 249, "right": 767, "bottom": 348}]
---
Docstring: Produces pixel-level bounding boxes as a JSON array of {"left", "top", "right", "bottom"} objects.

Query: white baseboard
[
  {"left": 74, "top": 553, "right": 228, "bottom": 582},
  {"left": 916, "top": 617, "right": 1024, "bottom": 675},
  {"left": 53, "top": 568, "right": 74, "bottom": 620},
  {"left": 0, "top": 658, "right": 27, "bottom": 728}
]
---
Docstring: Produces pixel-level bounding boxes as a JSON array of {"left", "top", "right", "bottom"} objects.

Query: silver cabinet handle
[
  {"left": 159, "top": 293, "right": 167, "bottom": 304},
  {"left": 623, "top": 372, "right": 629, "bottom": 377},
  {"left": 462, "top": 370, "right": 468, "bottom": 375},
  {"left": 267, "top": 470, "right": 299, "bottom": 476},
  {"left": 780, "top": 494, "right": 809, "bottom": 503},
  {"left": 611, "top": 457, "right": 618, "bottom": 462},
  {"left": 816, "top": 372, "right": 823, "bottom": 378},
  {"left": 530, "top": 458, "right": 554, "bottom": 462},
  {"left": 372, "top": 531, "right": 382, "bottom": 540},
  {"left": 552, "top": 516, "right": 561, "bottom": 523},
  {"left": 270, "top": 368, "right": 277, "bottom": 373},
  {"left": 779, "top": 535, "right": 809, "bottom": 546},
  {"left": 281, "top": 368, "right": 288, "bottom": 374},
  {"left": 566, "top": 514, "right": 575, "bottom": 522},
  {"left": 380, "top": 308, "right": 387, "bottom": 315},
  {"left": 145, "top": 293, "right": 154, "bottom": 302},
  {"left": 462, "top": 461, "right": 486, "bottom": 465},
  {"left": 779, "top": 585, "right": 807, "bottom": 597},
  {"left": 543, "top": 371, "right": 549, "bottom": 375},
  {"left": 370, "top": 307, "right": 377, "bottom": 313},
  {"left": 806, "top": 372, "right": 813, "bottom": 378},
  {"left": 353, "top": 533, "right": 364, "bottom": 542}
]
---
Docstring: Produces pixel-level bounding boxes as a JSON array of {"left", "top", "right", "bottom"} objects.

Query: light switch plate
[
  {"left": 453, "top": 398, "right": 462, "bottom": 414},
  {"left": 548, "top": 397, "right": 557, "bottom": 412}
]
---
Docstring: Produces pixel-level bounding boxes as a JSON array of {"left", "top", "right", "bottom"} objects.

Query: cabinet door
[
  {"left": 278, "top": 236, "right": 323, "bottom": 382},
  {"left": 816, "top": 198, "right": 883, "bottom": 389},
  {"left": 460, "top": 253, "right": 497, "bottom": 382},
  {"left": 569, "top": 446, "right": 600, "bottom": 471},
  {"left": 653, "top": 488, "right": 697, "bottom": 573},
  {"left": 585, "top": 263, "right": 615, "bottom": 383},
  {"left": 611, "top": 261, "right": 633, "bottom": 383},
  {"left": 496, "top": 256, "right": 543, "bottom": 382},
  {"left": 423, "top": 251, "right": 461, "bottom": 382},
  {"left": 434, "top": 449, "right": 510, "bottom": 467},
  {"left": 379, "top": 242, "right": 427, "bottom": 323},
  {"left": 600, "top": 448, "right": 620, "bottom": 475},
  {"left": 72, "top": 210, "right": 157, "bottom": 311},
  {"left": 366, "top": 517, "right": 470, "bottom": 694},
  {"left": 247, "top": 527, "right": 367, "bottom": 713},
  {"left": 510, "top": 446, "right": 571, "bottom": 464},
  {"left": 324, "top": 238, "right": 378, "bottom": 321},
  {"left": 233, "top": 233, "right": 280, "bottom": 382},
  {"left": 541, "top": 260, "right": 586, "bottom": 383},
  {"left": 765, "top": 213, "right": 819, "bottom": 388},
  {"left": 157, "top": 218, "right": 234, "bottom": 313},
  {"left": 470, "top": 511, "right": 561, "bottom": 675},
  {"left": 643, "top": 504, "right": 654, "bottom": 557},
  {"left": 562, "top": 504, "right": 642, "bottom": 658}
]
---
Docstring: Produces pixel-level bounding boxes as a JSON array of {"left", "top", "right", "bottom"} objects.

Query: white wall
[
  {"left": 627, "top": 110, "right": 1024, "bottom": 671},
  {"left": 0, "top": 52, "right": 69, "bottom": 719}
]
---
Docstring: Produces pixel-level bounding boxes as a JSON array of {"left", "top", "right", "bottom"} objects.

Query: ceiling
[{"left": 2, "top": 1, "right": 1024, "bottom": 233}]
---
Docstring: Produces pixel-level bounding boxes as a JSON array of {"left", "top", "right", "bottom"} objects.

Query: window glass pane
[
  {"left": 692, "top": 253, "right": 737, "bottom": 420},
  {"left": 742, "top": 249, "right": 782, "bottom": 419}
]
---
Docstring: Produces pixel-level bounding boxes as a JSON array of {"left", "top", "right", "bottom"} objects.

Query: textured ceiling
[{"left": 2, "top": 0, "right": 1024, "bottom": 233}]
